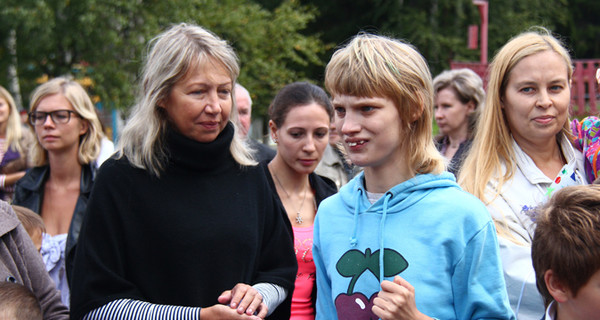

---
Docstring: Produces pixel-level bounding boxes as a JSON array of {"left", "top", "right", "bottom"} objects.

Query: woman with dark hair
[{"left": 262, "top": 82, "right": 337, "bottom": 320}]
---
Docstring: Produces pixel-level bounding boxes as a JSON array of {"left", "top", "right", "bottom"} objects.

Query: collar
[
  {"left": 513, "top": 133, "right": 580, "bottom": 185},
  {"left": 320, "top": 144, "right": 344, "bottom": 167},
  {"left": 166, "top": 121, "right": 235, "bottom": 173},
  {"left": 18, "top": 164, "right": 95, "bottom": 193},
  {"left": 544, "top": 300, "right": 557, "bottom": 320}
]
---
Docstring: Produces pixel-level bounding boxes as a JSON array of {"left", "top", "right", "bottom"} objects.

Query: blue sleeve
[
  {"left": 452, "top": 220, "right": 516, "bottom": 320},
  {"left": 313, "top": 213, "right": 338, "bottom": 320}
]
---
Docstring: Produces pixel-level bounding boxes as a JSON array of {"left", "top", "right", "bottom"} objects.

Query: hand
[
  {"left": 372, "top": 276, "right": 432, "bottom": 320},
  {"left": 218, "top": 283, "right": 268, "bottom": 318},
  {"left": 200, "top": 304, "right": 262, "bottom": 320}
]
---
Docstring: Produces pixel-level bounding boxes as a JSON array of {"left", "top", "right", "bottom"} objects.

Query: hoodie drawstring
[
  {"left": 379, "top": 192, "right": 392, "bottom": 283},
  {"left": 350, "top": 188, "right": 362, "bottom": 247}
]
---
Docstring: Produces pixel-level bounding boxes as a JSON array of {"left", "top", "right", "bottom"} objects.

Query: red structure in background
[
  {"left": 451, "top": 60, "right": 600, "bottom": 117},
  {"left": 451, "top": 0, "right": 600, "bottom": 116}
]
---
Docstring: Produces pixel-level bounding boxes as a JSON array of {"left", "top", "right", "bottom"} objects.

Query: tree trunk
[{"left": 7, "top": 28, "right": 23, "bottom": 110}]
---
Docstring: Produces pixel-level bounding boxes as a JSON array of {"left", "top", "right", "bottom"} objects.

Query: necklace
[{"left": 272, "top": 172, "right": 307, "bottom": 224}]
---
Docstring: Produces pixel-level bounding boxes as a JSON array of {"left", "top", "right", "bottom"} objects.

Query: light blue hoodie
[{"left": 313, "top": 172, "right": 515, "bottom": 320}]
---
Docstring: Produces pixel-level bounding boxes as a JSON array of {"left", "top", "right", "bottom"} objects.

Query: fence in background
[{"left": 450, "top": 59, "right": 600, "bottom": 116}]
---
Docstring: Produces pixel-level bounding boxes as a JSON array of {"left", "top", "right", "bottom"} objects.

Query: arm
[
  {"left": 313, "top": 214, "right": 337, "bottom": 320},
  {"left": 452, "top": 220, "right": 516, "bottom": 320},
  {"left": 251, "top": 185, "right": 297, "bottom": 318},
  {"left": 10, "top": 214, "right": 68, "bottom": 320},
  {"left": 0, "top": 171, "right": 26, "bottom": 189},
  {"left": 83, "top": 299, "right": 262, "bottom": 320}
]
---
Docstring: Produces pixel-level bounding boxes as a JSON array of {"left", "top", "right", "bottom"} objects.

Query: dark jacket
[
  {"left": 0, "top": 200, "right": 69, "bottom": 319},
  {"left": 435, "top": 136, "right": 473, "bottom": 177},
  {"left": 12, "top": 164, "right": 95, "bottom": 277}
]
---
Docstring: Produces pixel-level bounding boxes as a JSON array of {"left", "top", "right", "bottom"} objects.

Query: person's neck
[
  {"left": 268, "top": 156, "right": 309, "bottom": 194},
  {"left": 47, "top": 151, "right": 83, "bottom": 184},
  {"left": 516, "top": 135, "right": 563, "bottom": 163},
  {"left": 555, "top": 300, "right": 577, "bottom": 320},
  {"left": 445, "top": 127, "right": 468, "bottom": 148},
  {"left": 363, "top": 148, "right": 414, "bottom": 193},
  {"left": 515, "top": 135, "right": 565, "bottom": 179}
]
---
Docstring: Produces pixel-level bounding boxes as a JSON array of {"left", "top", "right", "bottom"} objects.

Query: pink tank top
[{"left": 290, "top": 225, "right": 316, "bottom": 320}]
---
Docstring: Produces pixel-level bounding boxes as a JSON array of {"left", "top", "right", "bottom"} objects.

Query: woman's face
[
  {"left": 502, "top": 50, "right": 570, "bottom": 149},
  {"left": 434, "top": 87, "right": 474, "bottom": 137},
  {"left": 332, "top": 95, "right": 404, "bottom": 170},
  {"left": 162, "top": 62, "right": 232, "bottom": 143},
  {"left": 0, "top": 97, "right": 10, "bottom": 127},
  {"left": 270, "top": 103, "right": 330, "bottom": 174},
  {"left": 34, "top": 93, "right": 88, "bottom": 153}
]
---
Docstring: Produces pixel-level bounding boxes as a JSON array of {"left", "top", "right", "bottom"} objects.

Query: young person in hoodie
[{"left": 312, "top": 33, "right": 514, "bottom": 320}]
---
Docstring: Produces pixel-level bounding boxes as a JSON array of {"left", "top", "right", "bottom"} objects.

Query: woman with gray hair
[
  {"left": 433, "top": 68, "right": 485, "bottom": 176},
  {"left": 69, "top": 23, "right": 296, "bottom": 320}
]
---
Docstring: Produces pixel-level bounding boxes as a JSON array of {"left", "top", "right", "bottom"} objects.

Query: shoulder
[
  {"left": 311, "top": 173, "right": 337, "bottom": 194},
  {"left": 250, "top": 139, "right": 276, "bottom": 162},
  {"left": 425, "top": 181, "right": 491, "bottom": 226},
  {"left": 0, "top": 201, "right": 19, "bottom": 237},
  {"left": 15, "top": 166, "right": 48, "bottom": 191}
]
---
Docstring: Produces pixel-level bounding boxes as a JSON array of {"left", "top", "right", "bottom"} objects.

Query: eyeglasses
[{"left": 29, "top": 110, "right": 80, "bottom": 126}]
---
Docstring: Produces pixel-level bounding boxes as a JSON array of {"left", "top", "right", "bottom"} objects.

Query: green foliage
[
  {"left": 1, "top": 0, "right": 598, "bottom": 123},
  {"left": 0, "top": 0, "right": 327, "bottom": 121}
]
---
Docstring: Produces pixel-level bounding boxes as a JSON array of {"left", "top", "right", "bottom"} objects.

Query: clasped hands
[{"left": 200, "top": 283, "right": 267, "bottom": 320}]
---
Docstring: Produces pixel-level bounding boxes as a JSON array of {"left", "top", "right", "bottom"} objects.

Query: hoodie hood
[
  {"left": 339, "top": 171, "right": 462, "bottom": 286},
  {"left": 339, "top": 170, "right": 460, "bottom": 216}
]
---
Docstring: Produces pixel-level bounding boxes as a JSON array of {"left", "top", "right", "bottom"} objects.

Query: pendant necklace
[{"left": 273, "top": 172, "right": 307, "bottom": 224}]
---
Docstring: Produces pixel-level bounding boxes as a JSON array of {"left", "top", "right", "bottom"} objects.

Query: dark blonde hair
[
  {"left": 325, "top": 33, "right": 444, "bottom": 175},
  {"left": 28, "top": 77, "right": 103, "bottom": 166},
  {"left": 532, "top": 185, "right": 600, "bottom": 307},
  {"left": 0, "top": 281, "right": 42, "bottom": 320}
]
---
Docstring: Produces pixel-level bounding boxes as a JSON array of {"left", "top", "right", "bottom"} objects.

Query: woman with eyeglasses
[{"left": 13, "top": 77, "right": 104, "bottom": 308}]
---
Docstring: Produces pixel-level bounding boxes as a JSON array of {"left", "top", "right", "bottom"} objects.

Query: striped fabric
[{"left": 83, "top": 299, "right": 199, "bottom": 320}]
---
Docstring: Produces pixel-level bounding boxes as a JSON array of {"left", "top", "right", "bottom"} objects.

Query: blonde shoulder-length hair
[
  {"left": 458, "top": 28, "right": 574, "bottom": 202},
  {"left": 0, "top": 85, "right": 25, "bottom": 154},
  {"left": 324, "top": 33, "right": 444, "bottom": 175},
  {"left": 28, "top": 77, "right": 104, "bottom": 166},
  {"left": 116, "top": 23, "right": 254, "bottom": 177}
]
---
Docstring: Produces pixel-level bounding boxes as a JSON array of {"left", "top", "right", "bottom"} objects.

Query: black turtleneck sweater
[{"left": 70, "top": 123, "right": 297, "bottom": 319}]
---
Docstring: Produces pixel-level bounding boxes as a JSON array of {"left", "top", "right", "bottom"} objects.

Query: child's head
[
  {"left": 324, "top": 33, "right": 444, "bottom": 175},
  {"left": 0, "top": 281, "right": 42, "bottom": 320},
  {"left": 12, "top": 205, "right": 45, "bottom": 252},
  {"left": 532, "top": 185, "right": 600, "bottom": 314}
]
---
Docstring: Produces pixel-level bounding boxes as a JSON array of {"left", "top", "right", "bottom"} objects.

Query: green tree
[{"left": 0, "top": 0, "right": 326, "bottom": 124}]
